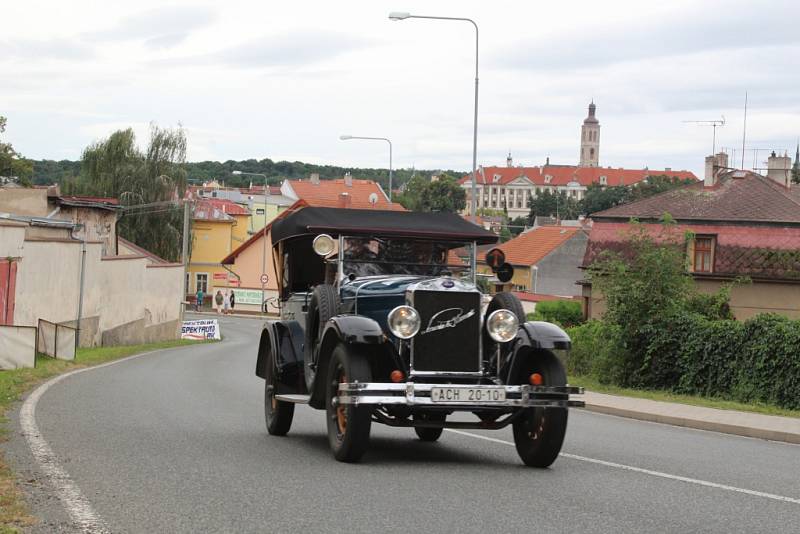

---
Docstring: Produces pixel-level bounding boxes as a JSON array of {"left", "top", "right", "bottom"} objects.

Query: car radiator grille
[{"left": 410, "top": 290, "right": 481, "bottom": 373}]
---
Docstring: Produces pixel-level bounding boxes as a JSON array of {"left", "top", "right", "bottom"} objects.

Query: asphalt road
[{"left": 5, "top": 315, "right": 800, "bottom": 533}]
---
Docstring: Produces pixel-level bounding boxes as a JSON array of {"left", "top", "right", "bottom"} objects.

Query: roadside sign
[
  {"left": 260, "top": 274, "right": 269, "bottom": 285},
  {"left": 181, "top": 319, "right": 221, "bottom": 340},
  {"left": 213, "top": 273, "right": 227, "bottom": 280}
]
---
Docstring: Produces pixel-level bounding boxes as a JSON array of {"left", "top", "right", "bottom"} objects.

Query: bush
[
  {"left": 528, "top": 300, "right": 583, "bottom": 328},
  {"left": 565, "top": 321, "right": 623, "bottom": 381},
  {"left": 569, "top": 311, "right": 800, "bottom": 410}
]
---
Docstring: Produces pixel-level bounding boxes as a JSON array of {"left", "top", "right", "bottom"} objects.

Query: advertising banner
[
  {"left": 181, "top": 319, "right": 221, "bottom": 340},
  {"left": 230, "top": 289, "right": 262, "bottom": 306}
]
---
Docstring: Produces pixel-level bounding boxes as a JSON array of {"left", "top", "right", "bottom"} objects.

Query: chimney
[
  {"left": 767, "top": 151, "right": 791, "bottom": 188},
  {"left": 344, "top": 172, "right": 353, "bottom": 187},
  {"left": 704, "top": 152, "right": 729, "bottom": 187},
  {"left": 338, "top": 192, "right": 351, "bottom": 208},
  {"left": 545, "top": 156, "right": 550, "bottom": 166},
  {"left": 310, "top": 173, "right": 320, "bottom": 185}
]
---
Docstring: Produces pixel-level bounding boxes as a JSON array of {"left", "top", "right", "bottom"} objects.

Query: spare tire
[{"left": 304, "top": 284, "right": 340, "bottom": 391}]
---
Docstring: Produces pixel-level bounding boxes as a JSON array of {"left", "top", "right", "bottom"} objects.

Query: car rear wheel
[
  {"left": 264, "top": 342, "right": 294, "bottom": 436},
  {"left": 512, "top": 349, "right": 568, "bottom": 468},
  {"left": 326, "top": 344, "right": 372, "bottom": 462}
]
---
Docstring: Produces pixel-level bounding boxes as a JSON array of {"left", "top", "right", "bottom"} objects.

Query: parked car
[{"left": 255, "top": 207, "right": 583, "bottom": 465}]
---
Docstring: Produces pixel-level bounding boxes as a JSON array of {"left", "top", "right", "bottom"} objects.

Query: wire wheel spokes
[{"left": 331, "top": 366, "right": 348, "bottom": 439}]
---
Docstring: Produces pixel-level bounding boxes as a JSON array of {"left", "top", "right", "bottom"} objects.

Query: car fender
[
  {"left": 504, "top": 321, "right": 571, "bottom": 384},
  {"left": 256, "top": 320, "right": 307, "bottom": 394},
  {"left": 517, "top": 321, "right": 571, "bottom": 350},
  {"left": 309, "top": 315, "right": 386, "bottom": 408}
]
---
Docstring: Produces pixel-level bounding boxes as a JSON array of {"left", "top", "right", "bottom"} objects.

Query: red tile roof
[
  {"left": 460, "top": 165, "right": 697, "bottom": 188},
  {"left": 288, "top": 178, "right": 406, "bottom": 211},
  {"left": 194, "top": 198, "right": 250, "bottom": 220},
  {"left": 60, "top": 195, "right": 119, "bottom": 205},
  {"left": 592, "top": 171, "right": 800, "bottom": 224},
  {"left": 485, "top": 226, "right": 581, "bottom": 267}
]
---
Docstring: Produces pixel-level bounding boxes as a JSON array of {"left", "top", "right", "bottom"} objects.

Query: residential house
[
  {"left": 477, "top": 225, "right": 589, "bottom": 296},
  {"left": 187, "top": 198, "right": 250, "bottom": 301},
  {"left": 581, "top": 152, "right": 800, "bottom": 320},
  {"left": 189, "top": 184, "right": 294, "bottom": 234}
]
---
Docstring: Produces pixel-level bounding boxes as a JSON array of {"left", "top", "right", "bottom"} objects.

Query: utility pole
[{"left": 181, "top": 200, "right": 190, "bottom": 321}]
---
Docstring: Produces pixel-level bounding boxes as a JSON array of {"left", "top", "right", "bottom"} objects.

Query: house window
[
  {"left": 691, "top": 236, "right": 715, "bottom": 273},
  {"left": 195, "top": 273, "right": 209, "bottom": 293},
  {"left": 256, "top": 208, "right": 265, "bottom": 215}
]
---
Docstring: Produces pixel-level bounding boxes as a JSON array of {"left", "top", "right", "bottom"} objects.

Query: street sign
[{"left": 260, "top": 274, "right": 269, "bottom": 285}]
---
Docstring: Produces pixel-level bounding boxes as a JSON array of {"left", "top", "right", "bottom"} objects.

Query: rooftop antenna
[
  {"left": 741, "top": 91, "right": 748, "bottom": 169},
  {"left": 682, "top": 116, "right": 725, "bottom": 155}
]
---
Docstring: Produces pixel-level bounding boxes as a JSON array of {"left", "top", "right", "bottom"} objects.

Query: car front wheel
[
  {"left": 512, "top": 349, "right": 568, "bottom": 467},
  {"left": 326, "top": 344, "right": 372, "bottom": 462}
]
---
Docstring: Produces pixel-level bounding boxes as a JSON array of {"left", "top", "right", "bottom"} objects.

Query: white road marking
[
  {"left": 19, "top": 348, "right": 194, "bottom": 533},
  {"left": 446, "top": 429, "right": 800, "bottom": 506}
]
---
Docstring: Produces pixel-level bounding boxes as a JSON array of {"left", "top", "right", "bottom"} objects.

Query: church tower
[{"left": 579, "top": 101, "right": 600, "bottom": 167}]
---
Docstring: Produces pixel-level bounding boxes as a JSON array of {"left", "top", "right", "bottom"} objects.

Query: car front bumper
[{"left": 337, "top": 382, "right": 584, "bottom": 408}]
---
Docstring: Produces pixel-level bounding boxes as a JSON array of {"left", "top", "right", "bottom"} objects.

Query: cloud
[
  {"left": 495, "top": 2, "right": 800, "bottom": 71},
  {"left": 1, "top": 38, "right": 93, "bottom": 61},
  {"left": 88, "top": 5, "right": 217, "bottom": 49},
  {"left": 156, "top": 29, "right": 370, "bottom": 70}
]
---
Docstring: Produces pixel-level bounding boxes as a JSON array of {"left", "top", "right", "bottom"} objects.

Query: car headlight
[
  {"left": 312, "top": 234, "right": 336, "bottom": 256},
  {"left": 486, "top": 309, "right": 519, "bottom": 343},
  {"left": 387, "top": 305, "right": 421, "bottom": 339}
]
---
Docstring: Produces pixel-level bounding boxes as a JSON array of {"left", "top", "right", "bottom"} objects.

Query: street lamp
[
  {"left": 232, "top": 170, "right": 269, "bottom": 314},
  {"left": 339, "top": 135, "right": 393, "bottom": 202},
  {"left": 389, "top": 10, "right": 479, "bottom": 224}
]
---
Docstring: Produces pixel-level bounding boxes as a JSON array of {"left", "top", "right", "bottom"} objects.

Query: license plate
[{"left": 430, "top": 387, "right": 506, "bottom": 403}]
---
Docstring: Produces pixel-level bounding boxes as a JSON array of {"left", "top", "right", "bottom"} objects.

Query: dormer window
[
  {"left": 599, "top": 175, "right": 607, "bottom": 185},
  {"left": 493, "top": 174, "right": 501, "bottom": 183},
  {"left": 544, "top": 175, "right": 552, "bottom": 184}
]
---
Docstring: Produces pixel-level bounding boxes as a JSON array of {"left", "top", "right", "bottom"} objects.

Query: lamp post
[
  {"left": 232, "top": 170, "right": 268, "bottom": 314},
  {"left": 339, "top": 135, "right": 393, "bottom": 202},
  {"left": 389, "top": 11, "right": 479, "bottom": 224}
]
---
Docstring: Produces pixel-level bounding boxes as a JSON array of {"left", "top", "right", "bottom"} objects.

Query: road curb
[{"left": 582, "top": 403, "right": 800, "bottom": 445}]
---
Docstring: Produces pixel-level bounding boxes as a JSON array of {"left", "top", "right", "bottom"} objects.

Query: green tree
[
  {"left": 580, "top": 184, "right": 629, "bottom": 214},
  {"left": 73, "top": 124, "right": 188, "bottom": 261},
  {"left": 528, "top": 189, "right": 580, "bottom": 222},
  {"left": 0, "top": 116, "right": 33, "bottom": 185},
  {"left": 508, "top": 216, "right": 528, "bottom": 236},
  {"left": 399, "top": 175, "right": 466, "bottom": 213}
]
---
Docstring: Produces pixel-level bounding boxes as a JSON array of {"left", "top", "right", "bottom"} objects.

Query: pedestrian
[
  {"left": 223, "top": 290, "right": 230, "bottom": 315},
  {"left": 214, "top": 290, "right": 223, "bottom": 314},
  {"left": 229, "top": 290, "right": 235, "bottom": 313},
  {"left": 195, "top": 287, "right": 204, "bottom": 312}
]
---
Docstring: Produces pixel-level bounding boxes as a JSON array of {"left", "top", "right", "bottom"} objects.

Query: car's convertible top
[{"left": 271, "top": 207, "right": 498, "bottom": 245}]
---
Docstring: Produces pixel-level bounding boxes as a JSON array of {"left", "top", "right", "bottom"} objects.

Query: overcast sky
[{"left": 3, "top": 0, "right": 799, "bottom": 177}]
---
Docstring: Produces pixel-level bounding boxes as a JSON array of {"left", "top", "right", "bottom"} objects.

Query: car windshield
[{"left": 342, "top": 237, "right": 473, "bottom": 278}]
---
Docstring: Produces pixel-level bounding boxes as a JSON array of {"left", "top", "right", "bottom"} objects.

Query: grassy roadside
[
  {"left": 570, "top": 374, "right": 800, "bottom": 419},
  {"left": 0, "top": 339, "right": 203, "bottom": 533}
]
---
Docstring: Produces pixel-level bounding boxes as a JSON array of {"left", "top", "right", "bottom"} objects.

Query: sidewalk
[{"left": 582, "top": 391, "right": 800, "bottom": 445}]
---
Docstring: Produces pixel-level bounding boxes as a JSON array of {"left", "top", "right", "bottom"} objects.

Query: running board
[{"left": 275, "top": 394, "right": 311, "bottom": 404}]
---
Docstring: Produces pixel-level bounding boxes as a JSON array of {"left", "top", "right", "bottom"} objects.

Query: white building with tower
[{"left": 459, "top": 101, "right": 697, "bottom": 218}]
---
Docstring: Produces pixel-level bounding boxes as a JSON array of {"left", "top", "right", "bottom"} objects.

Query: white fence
[{"left": 0, "top": 325, "right": 37, "bottom": 369}]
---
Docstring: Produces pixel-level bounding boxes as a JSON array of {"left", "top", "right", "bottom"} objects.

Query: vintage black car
[{"left": 255, "top": 207, "right": 583, "bottom": 465}]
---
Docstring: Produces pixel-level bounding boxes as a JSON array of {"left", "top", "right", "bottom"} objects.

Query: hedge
[
  {"left": 527, "top": 300, "right": 583, "bottom": 328},
  {"left": 567, "top": 313, "right": 800, "bottom": 410}
]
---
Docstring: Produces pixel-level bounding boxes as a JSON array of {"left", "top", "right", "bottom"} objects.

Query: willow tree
[{"left": 78, "top": 124, "right": 188, "bottom": 261}]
